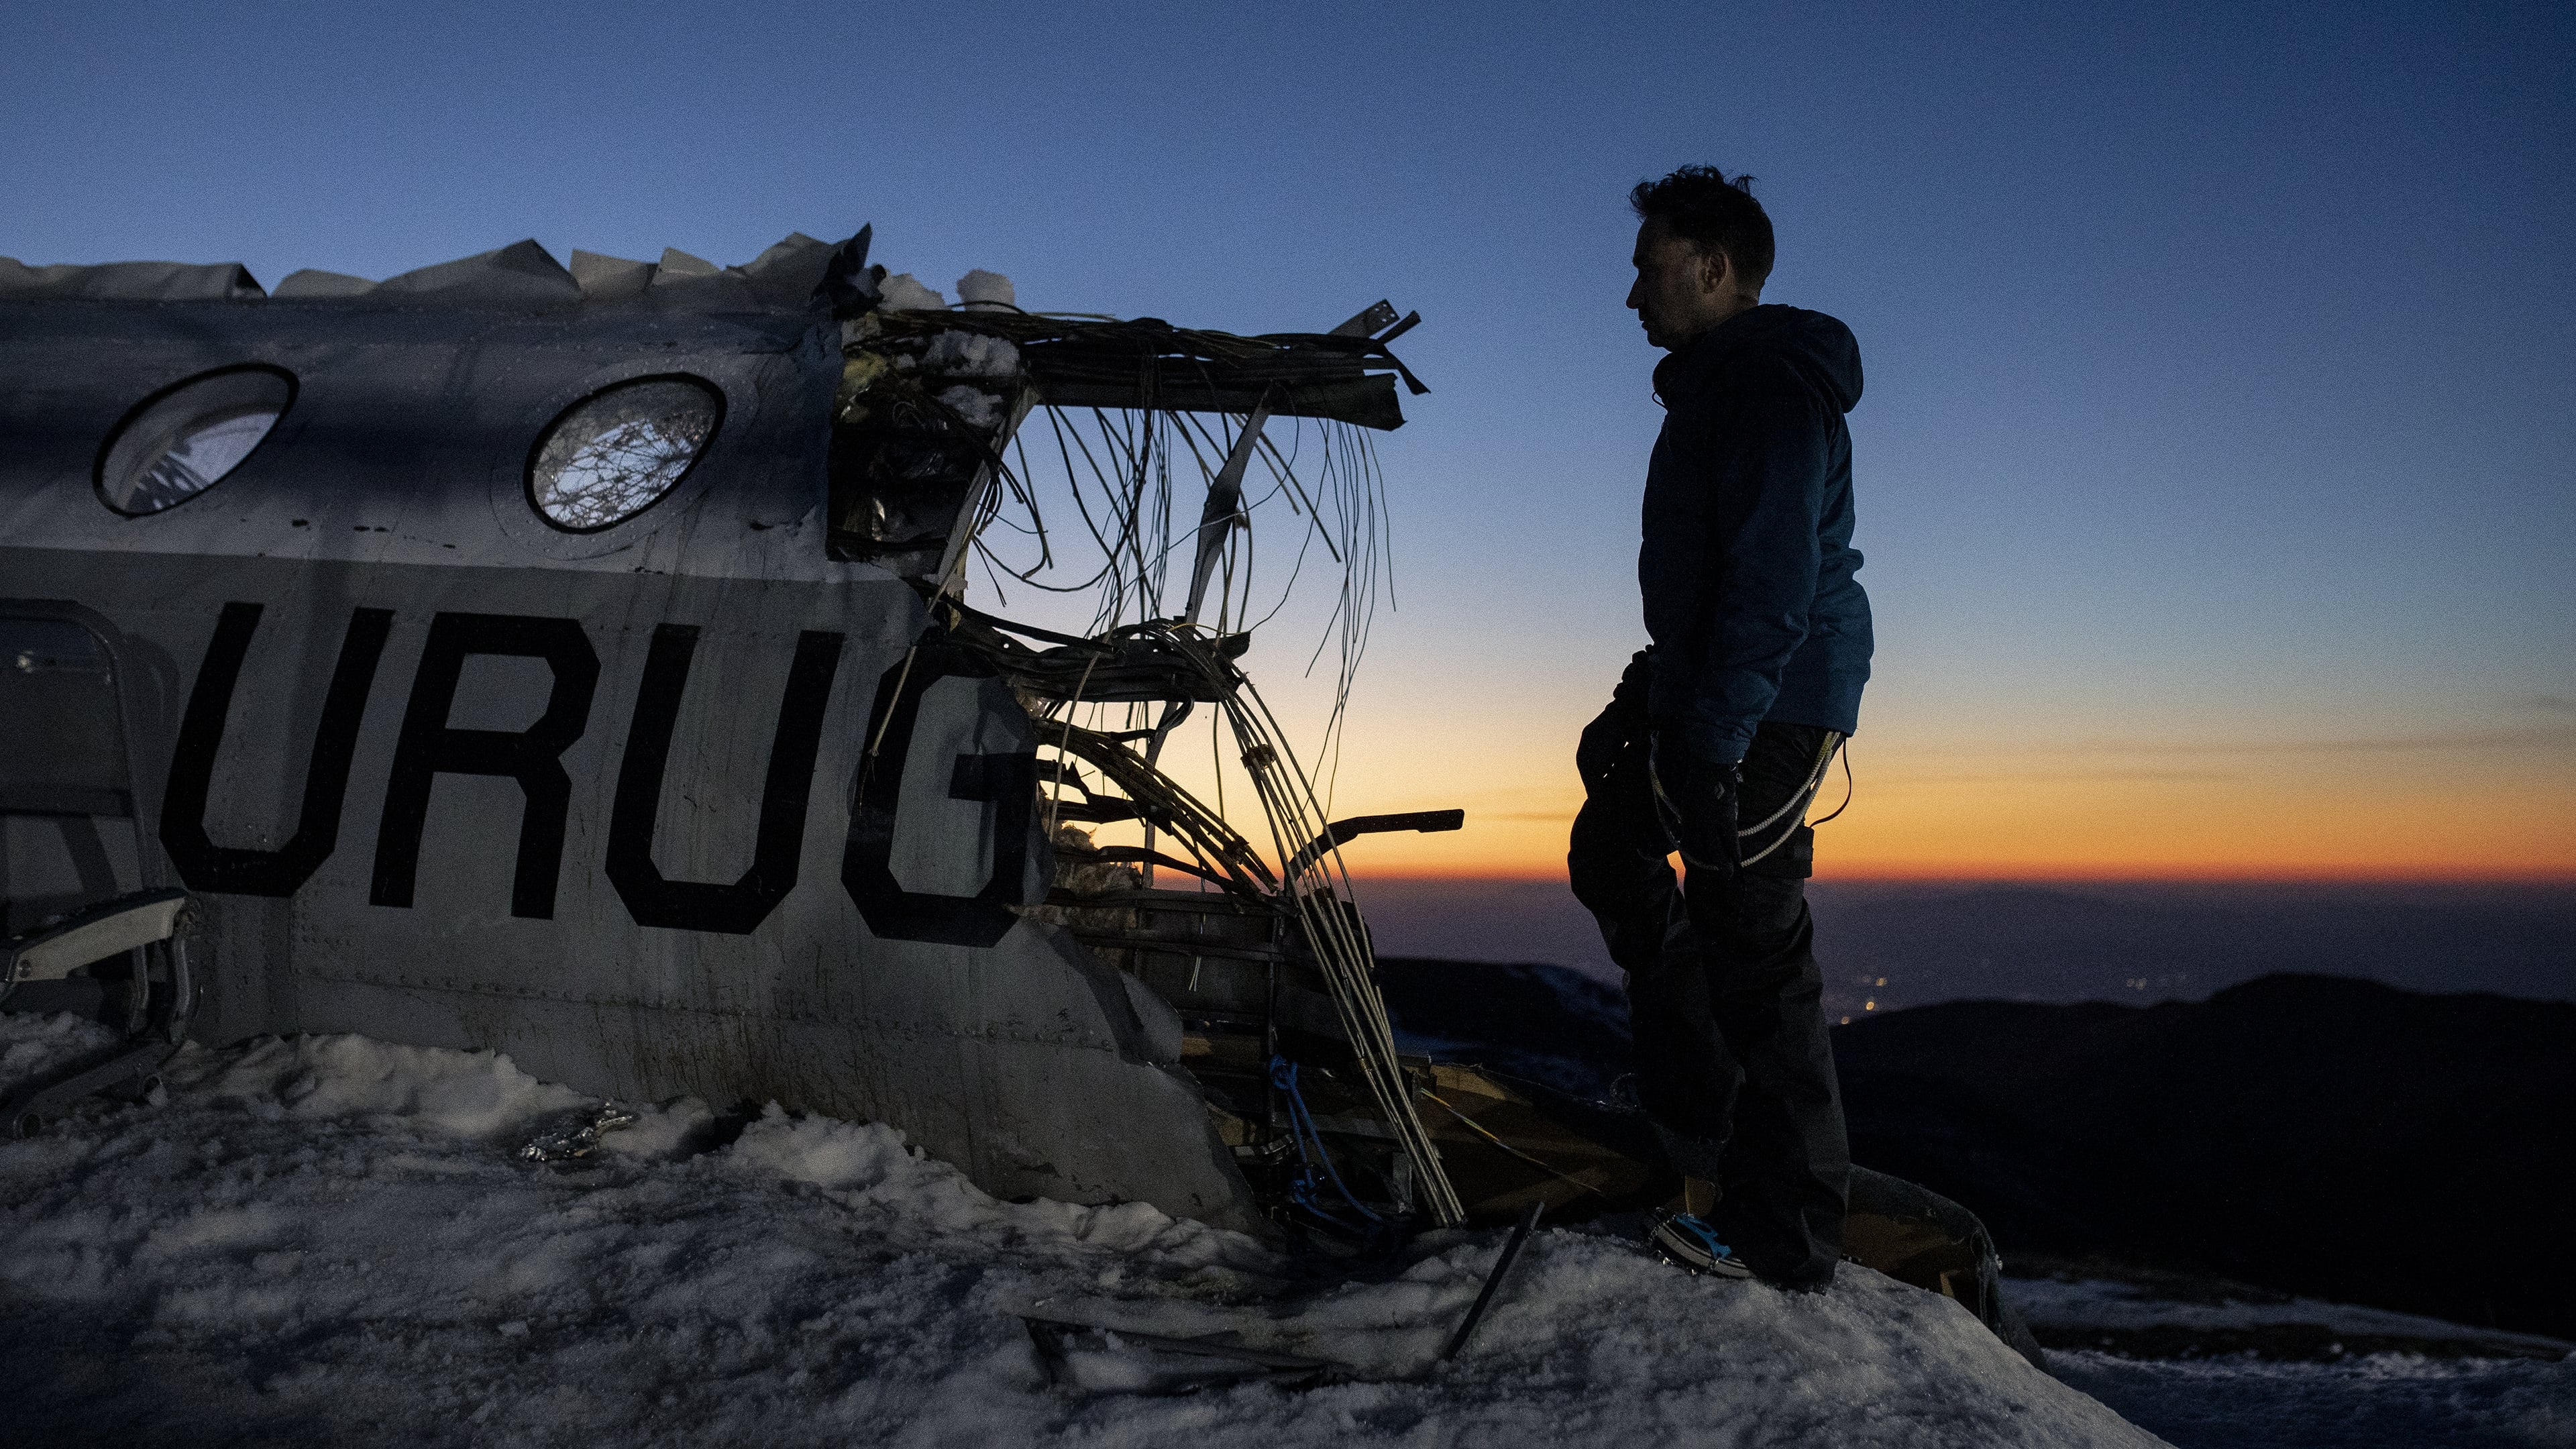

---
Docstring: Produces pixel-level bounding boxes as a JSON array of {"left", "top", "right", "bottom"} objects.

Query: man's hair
[{"left": 1629, "top": 165, "right": 1774, "bottom": 292}]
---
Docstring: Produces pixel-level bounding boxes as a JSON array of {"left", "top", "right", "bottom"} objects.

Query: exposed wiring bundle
[{"left": 841, "top": 294, "right": 1464, "bottom": 1230}]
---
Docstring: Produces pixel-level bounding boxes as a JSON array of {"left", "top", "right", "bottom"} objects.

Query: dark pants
[{"left": 1568, "top": 716, "right": 1850, "bottom": 1289}]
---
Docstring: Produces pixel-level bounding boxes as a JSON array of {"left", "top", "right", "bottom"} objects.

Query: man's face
[{"left": 1626, "top": 217, "right": 1737, "bottom": 352}]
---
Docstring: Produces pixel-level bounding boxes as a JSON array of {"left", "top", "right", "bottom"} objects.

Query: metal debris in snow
[{"left": 517, "top": 1102, "right": 641, "bottom": 1163}]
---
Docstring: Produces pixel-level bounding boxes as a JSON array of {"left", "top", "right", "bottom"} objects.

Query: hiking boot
[{"left": 1648, "top": 1210, "right": 1754, "bottom": 1278}]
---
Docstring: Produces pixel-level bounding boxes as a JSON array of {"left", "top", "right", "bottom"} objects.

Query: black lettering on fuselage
[
  {"left": 840, "top": 631, "right": 1044, "bottom": 947},
  {"left": 162, "top": 606, "right": 1038, "bottom": 942},
  {"left": 162, "top": 601, "right": 394, "bottom": 896},
  {"left": 606, "top": 624, "right": 845, "bottom": 934},
  {"left": 370, "top": 612, "right": 598, "bottom": 919}
]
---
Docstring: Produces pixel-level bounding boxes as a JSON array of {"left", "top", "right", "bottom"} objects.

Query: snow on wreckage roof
[
  {"left": 0, "top": 229, "right": 1426, "bottom": 430},
  {"left": 0, "top": 233, "right": 843, "bottom": 309}
]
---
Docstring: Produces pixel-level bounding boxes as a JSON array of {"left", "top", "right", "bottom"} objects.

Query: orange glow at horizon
[
  {"left": 1297, "top": 729, "right": 2576, "bottom": 884},
  {"left": 1058, "top": 618, "right": 2576, "bottom": 888}
]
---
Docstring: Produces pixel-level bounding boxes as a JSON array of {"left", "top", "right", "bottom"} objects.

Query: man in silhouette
[{"left": 1570, "top": 165, "right": 1872, "bottom": 1289}]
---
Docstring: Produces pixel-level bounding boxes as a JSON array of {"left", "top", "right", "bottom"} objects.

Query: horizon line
[{"left": 1342, "top": 867, "right": 2576, "bottom": 886}]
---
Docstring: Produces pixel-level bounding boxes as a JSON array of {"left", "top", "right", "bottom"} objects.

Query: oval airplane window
[
  {"left": 96, "top": 365, "right": 296, "bottom": 516},
  {"left": 526, "top": 376, "right": 723, "bottom": 533}
]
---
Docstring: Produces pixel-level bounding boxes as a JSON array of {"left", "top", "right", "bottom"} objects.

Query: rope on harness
[{"left": 1739, "top": 731, "right": 1846, "bottom": 867}]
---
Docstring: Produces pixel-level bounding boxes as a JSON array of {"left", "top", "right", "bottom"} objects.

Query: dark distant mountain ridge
[
  {"left": 1808, "top": 883, "right": 2576, "bottom": 1013},
  {"left": 1377, "top": 960, "right": 2576, "bottom": 1340},
  {"left": 1377, "top": 957, "right": 1632, "bottom": 1099},
  {"left": 1355, "top": 881, "right": 2576, "bottom": 1019},
  {"left": 1835, "top": 974, "right": 2576, "bottom": 1339}
]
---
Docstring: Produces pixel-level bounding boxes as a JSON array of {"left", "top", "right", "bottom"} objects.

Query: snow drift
[{"left": 0, "top": 1013, "right": 2163, "bottom": 1447}]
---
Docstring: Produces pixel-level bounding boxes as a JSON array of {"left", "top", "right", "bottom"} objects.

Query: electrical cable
[{"left": 1270, "top": 1055, "right": 1383, "bottom": 1230}]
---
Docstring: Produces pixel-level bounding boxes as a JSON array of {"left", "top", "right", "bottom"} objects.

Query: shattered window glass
[
  {"left": 96, "top": 366, "right": 294, "bottom": 515},
  {"left": 527, "top": 377, "right": 722, "bottom": 532}
]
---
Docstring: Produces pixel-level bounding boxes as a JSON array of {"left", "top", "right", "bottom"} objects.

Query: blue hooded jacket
[{"left": 1640, "top": 303, "right": 1872, "bottom": 763}]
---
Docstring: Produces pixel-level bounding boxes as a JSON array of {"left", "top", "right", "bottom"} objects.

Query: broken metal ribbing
[{"left": 1160, "top": 627, "right": 1462, "bottom": 1227}]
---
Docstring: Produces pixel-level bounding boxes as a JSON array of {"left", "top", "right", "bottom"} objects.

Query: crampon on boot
[{"left": 1648, "top": 1210, "right": 1755, "bottom": 1278}]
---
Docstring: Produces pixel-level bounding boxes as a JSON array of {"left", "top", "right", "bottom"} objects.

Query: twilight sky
[{"left": 6, "top": 1, "right": 2570, "bottom": 879}]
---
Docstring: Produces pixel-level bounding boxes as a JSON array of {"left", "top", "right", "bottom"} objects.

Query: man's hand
[
  {"left": 1576, "top": 651, "right": 1654, "bottom": 787},
  {"left": 1652, "top": 743, "right": 1741, "bottom": 879}
]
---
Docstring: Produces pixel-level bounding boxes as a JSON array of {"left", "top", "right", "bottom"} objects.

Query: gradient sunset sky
[{"left": 7, "top": 1, "right": 2569, "bottom": 880}]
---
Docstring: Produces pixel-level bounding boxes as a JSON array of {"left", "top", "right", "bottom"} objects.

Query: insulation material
[{"left": 877, "top": 272, "right": 947, "bottom": 311}]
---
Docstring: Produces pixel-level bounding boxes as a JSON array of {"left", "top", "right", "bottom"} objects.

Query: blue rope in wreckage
[{"left": 1268, "top": 1055, "right": 1395, "bottom": 1243}]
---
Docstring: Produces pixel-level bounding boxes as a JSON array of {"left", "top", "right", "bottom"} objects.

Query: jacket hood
[{"left": 1671, "top": 304, "right": 1864, "bottom": 414}]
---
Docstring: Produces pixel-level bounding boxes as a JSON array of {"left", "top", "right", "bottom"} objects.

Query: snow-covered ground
[
  {"left": 0, "top": 1011, "right": 2157, "bottom": 1448},
  {"left": 2002, "top": 1263, "right": 2574, "bottom": 1448},
  {"left": 2045, "top": 1352, "right": 2573, "bottom": 1449},
  {"left": 2009, "top": 1271, "right": 2574, "bottom": 1358}
]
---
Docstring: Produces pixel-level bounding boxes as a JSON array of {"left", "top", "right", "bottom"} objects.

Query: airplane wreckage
[{"left": 0, "top": 230, "right": 2035, "bottom": 1356}]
